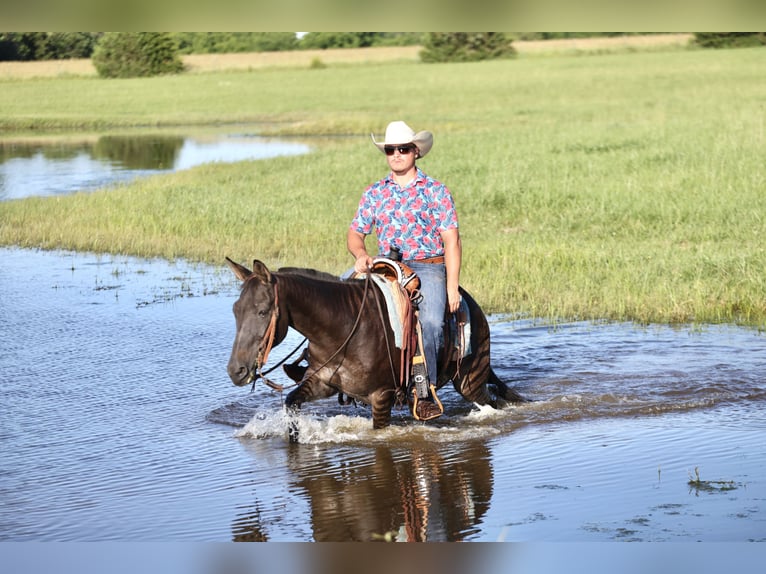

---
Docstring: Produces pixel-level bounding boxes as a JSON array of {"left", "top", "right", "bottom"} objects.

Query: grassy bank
[{"left": 1, "top": 47, "right": 764, "bottom": 327}]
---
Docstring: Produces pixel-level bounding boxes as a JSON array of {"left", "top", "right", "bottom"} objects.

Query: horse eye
[{"left": 258, "top": 309, "right": 268, "bottom": 317}]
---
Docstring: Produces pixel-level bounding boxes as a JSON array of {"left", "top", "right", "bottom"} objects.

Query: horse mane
[
  {"left": 276, "top": 267, "right": 342, "bottom": 283},
  {"left": 239, "top": 265, "right": 371, "bottom": 318},
  {"left": 274, "top": 266, "right": 376, "bottom": 319}
]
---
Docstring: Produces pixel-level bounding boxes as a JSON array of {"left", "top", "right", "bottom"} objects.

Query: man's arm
[
  {"left": 347, "top": 228, "right": 373, "bottom": 274},
  {"left": 441, "top": 228, "right": 462, "bottom": 313}
]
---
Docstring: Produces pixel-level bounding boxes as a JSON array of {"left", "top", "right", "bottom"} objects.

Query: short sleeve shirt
[{"left": 350, "top": 167, "right": 459, "bottom": 261}]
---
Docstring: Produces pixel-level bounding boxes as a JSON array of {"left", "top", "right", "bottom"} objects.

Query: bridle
[{"left": 246, "top": 277, "right": 295, "bottom": 392}]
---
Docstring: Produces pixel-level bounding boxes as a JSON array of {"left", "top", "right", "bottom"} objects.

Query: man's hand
[
  {"left": 447, "top": 287, "right": 461, "bottom": 314},
  {"left": 354, "top": 253, "right": 373, "bottom": 274}
]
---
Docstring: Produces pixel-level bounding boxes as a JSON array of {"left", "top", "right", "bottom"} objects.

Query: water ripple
[{"left": 2, "top": 248, "right": 764, "bottom": 541}]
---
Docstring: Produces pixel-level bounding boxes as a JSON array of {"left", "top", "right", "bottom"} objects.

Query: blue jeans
[{"left": 407, "top": 261, "right": 446, "bottom": 385}]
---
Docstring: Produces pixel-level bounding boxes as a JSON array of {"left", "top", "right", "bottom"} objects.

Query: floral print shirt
[{"left": 350, "top": 167, "right": 459, "bottom": 261}]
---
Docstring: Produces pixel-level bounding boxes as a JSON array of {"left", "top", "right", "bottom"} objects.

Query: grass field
[{"left": 1, "top": 41, "right": 764, "bottom": 327}]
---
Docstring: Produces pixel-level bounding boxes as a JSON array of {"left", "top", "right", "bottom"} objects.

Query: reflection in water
[
  {"left": 92, "top": 135, "right": 184, "bottom": 170},
  {"left": 0, "top": 132, "right": 309, "bottom": 200},
  {"left": 232, "top": 441, "right": 493, "bottom": 542}
]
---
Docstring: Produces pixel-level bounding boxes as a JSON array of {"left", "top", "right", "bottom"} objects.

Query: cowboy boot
[
  {"left": 409, "top": 359, "right": 443, "bottom": 421},
  {"left": 410, "top": 387, "right": 443, "bottom": 421}
]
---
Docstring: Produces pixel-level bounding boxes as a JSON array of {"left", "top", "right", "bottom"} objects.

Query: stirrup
[{"left": 411, "top": 384, "right": 444, "bottom": 421}]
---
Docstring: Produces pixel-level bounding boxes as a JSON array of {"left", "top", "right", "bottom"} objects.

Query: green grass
[{"left": 1, "top": 47, "right": 765, "bottom": 327}]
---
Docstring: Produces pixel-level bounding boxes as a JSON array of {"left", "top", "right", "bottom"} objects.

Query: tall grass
[{"left": 1, "top": 47, "right": 764, "bottom": 327}]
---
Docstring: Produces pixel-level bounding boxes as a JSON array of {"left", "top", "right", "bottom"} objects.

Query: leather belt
[{"left": 410, "top": 255, "right": 445, "bottom": 265}]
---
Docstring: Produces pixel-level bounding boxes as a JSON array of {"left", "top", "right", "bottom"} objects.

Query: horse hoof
[
  {"left": 288, "top": 423, "right": 300, "bottom": 443},
  {"left": 285, "top": 404, "right": 301, "bottom": 442}
]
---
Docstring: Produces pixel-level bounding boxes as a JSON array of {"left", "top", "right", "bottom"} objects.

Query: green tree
[
  {"left": 694, "top": 33, "right": 766, "bottom": 49},
  {"left": 92, "top": 32, "right": 184, "bottom": 78},
  {"left": 420, "top": 33, "right": 516, "bottom": 63},
  {"left": 374, "top": 33, "right": 424, "bottom": 46},
  {"left": 0, "top": 32, "right": 100, "bottom": 61},
  {"left": 299, "top": 32, "right": 377, "bottom": 50},
  {"left": 173, "top": 33, "right": 297, "bottom": 54},
  {"left": 37, "top": 33, "right": 101, "bottom": 59},
  {"left": 250, "top": 32, "right": 299, "bottom": 52},
  {"left": 0, "top": 33, "right": 44, "bottom": 61}
]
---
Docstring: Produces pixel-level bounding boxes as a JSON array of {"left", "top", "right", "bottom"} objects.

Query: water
[
  {"left": 1, "top": 247, "right": 765, "bottom": 541},
  {"left": 0, "top": 131, "right": 310, "bottom": 200}
]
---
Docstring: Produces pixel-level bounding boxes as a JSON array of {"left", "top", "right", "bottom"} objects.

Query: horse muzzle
[{"left": 227, "top": 359, "right": 256, "bottom": 387}]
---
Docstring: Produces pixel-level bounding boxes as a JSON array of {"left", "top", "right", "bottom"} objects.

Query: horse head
[{"left": 226, "top": 257, "right": 285, "bottom": 387}]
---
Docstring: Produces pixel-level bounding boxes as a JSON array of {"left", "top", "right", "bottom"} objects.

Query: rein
[
  {"left": 248, "top": 270, "right": 400, "bottom": 397},
  {"left": 250, "top": 337, "right": 307, "bottom": 392},
  {"left": 297, "top": 271, "right": 374, "bottom": 383}
]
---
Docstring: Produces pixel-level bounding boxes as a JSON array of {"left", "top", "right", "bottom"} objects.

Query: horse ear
[
  {"left": 225, "top": 257, "right": 252, "bottom": 282},
  {"left": 251, "top": 259, "right": 273, "bottom": 283}
]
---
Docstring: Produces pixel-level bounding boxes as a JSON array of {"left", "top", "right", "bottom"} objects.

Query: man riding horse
[
  {"left": 347, "top": 120, "right": 461, "bottom": 421},
  {"left": 226, "top": 121, "right": 526, "bottom": 434}
]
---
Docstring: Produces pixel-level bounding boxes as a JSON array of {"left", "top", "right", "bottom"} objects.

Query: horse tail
[{"left": 488, "top": 367, "right": 528, "bottom": 404}]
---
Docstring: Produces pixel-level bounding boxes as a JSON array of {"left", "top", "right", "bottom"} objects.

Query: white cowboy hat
[{"left": 370, "top": 121, "right": 433, "bottom": 158}]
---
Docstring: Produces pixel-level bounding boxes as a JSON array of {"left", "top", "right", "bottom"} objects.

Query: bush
[
  {"left": 92, "top": 33, "right": 184, "bottom": 78},
  {"left": 420, "top": 33, "right": 516, "bottom": 63},
  {"left": 694, "top": 33, "right": 766, "bottom": 49},
  {"left": 309, "top": 57, "right": 327, "bottom": 69}
]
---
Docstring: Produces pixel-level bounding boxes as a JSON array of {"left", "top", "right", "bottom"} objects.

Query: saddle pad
[{"left": 367, "top": 274, "right": 406, "bottom": 348}]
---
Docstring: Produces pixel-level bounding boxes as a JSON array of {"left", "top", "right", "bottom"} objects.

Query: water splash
[{"left": 233, "top": 402, "right": 515, "bottom": 444}]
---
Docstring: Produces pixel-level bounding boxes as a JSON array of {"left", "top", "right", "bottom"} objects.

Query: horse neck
[{"left": 275, "top": 273, "right": 364, "bottom": 340}]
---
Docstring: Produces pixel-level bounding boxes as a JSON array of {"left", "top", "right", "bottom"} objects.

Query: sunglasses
[{"left": 384, "top": 145, "right": 416, "bottom": 156}]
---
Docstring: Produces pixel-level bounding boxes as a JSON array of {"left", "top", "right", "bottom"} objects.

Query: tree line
[
  {"left": 2, "top": 33, "right": 763, "bottom": 79},
  {"left": 0, "top": 32, "right": 423, "bottom": 61},
  {"left": 8, "top": 32, "right": 763, "bottom": 62}
]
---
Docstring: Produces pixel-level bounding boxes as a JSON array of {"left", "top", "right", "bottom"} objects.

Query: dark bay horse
[{"left": 226, "top": 258, "right": 525, "bottom": 430}]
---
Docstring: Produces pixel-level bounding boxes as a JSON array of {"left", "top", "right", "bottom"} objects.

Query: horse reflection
[{"left": 232, "top": 441, "right": 494, "bottom": 542}]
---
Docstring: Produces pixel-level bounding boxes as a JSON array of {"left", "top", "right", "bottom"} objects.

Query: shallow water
[
  {"left": 1, "top": 247, "right": 764, "bottom": 541},
  {"left": 0, "top": 130, "right": 309, "bottom": 200}
]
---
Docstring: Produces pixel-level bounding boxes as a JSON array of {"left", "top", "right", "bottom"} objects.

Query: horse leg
[
  {"left": 451, "top": 359, "right": 496, "bottom": 407},
  {"left": 448, "top": 287, "right": 527, "bottom": 408},
  {"left": 487, "top": 367, "right": 527, "bottom": 403},
  {"left": 370, "top": 390, "right": 395, "bottom": 429},
  {"left": 283, "top": 348, "right": 309, "bottom": 383},
  {"left": 451, "top": 358, "right": 528, "bottom": 406},
  {"left": 284, "top": 377, "right": 338, "bottom": 442}
]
